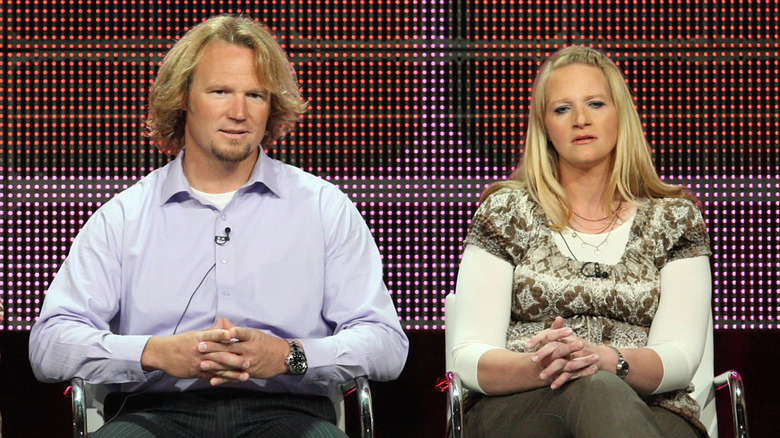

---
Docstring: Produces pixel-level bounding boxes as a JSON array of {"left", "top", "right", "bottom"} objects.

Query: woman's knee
[
  {"left": 562, "top": 371, "right": 641, "bottom": 405},
  {"left": 561, "top": 372, "right": 667, "bottom": 437}
]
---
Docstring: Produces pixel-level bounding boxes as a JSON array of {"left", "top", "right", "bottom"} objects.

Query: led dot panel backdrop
[{"left": 2, "top": 1, "right": 779, "bottom": 331}]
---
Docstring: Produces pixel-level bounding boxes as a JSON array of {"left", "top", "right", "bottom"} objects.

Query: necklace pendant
[
  {"left": 580, "top": 243, "right": 587, "bottom": 249},
  {"left": 616, "top": 218, "right": 623, "bottom": 225},
  {"left": 594, "top": 249, "right": 601, "bottom": 255}
]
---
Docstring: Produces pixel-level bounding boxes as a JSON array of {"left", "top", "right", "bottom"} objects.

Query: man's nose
[{"left": 227, "top": 96, "right": 248, "bottom": 120}]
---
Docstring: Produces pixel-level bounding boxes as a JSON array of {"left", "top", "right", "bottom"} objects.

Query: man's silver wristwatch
[
  {"left": 285, "top": 340, "right": 308, "bottom": 376},
  {"left": 607, "top": 344, "right": 629, "bottom": 379}
]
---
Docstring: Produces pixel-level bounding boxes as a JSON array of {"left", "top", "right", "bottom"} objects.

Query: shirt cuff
[
  {"left": 296, "top": 337, "right": 337, "bottom": 383},
  {"left": 105, "top": 334, "right": 154, "bottom": 382}
]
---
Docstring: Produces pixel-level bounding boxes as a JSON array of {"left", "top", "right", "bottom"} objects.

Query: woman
[{"left": 451, "top": 45, "right": 711, "bottom": 437}]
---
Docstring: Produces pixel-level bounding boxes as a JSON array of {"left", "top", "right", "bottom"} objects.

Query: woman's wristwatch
[{"left": 607, "top": 344, "right": 629, "bottom": 379}]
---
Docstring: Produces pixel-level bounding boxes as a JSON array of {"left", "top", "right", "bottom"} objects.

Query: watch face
[
  {"left": 287, "top": 351, "right": 307, "bottom": 375},
  {"left": 616, "top": 359, "right": 629, "bottom": 378}
]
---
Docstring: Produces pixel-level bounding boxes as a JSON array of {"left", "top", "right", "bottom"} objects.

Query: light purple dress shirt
[{"left": 29, "top": 148, "right": 409, "bottom": 402}]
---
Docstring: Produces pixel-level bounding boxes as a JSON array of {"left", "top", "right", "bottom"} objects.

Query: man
[{"left": 29, "top": 15, "right": 408, "bottom": 437}]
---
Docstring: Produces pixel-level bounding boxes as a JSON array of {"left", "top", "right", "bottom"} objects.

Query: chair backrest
[
  {"left": 443, "top": 292, "right": 466, "bottom": 433},
  {"left": 692, "top": 313, "right": 718, "bottom": 437},
  {"left": 444, "top": 293, "right": 459, "bottom": 379},
  {"left": 443, "top": 292, "right": 718, "bottom": 437}
]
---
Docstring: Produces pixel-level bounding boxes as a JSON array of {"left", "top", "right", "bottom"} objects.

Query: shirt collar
[
  {"left": 160, "top": 147, "right": 283, "bottom": 205},
  {"left": 248, "top": 148, "right": 283, "bottom": 197}
]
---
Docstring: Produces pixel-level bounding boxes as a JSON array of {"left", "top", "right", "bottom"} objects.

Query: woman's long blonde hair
[
  {"left": 483, "top": 45, "right": 687, "bottom": 230},
  {"left": 144, "top": 14, "right": 309, "bottom": 155}
]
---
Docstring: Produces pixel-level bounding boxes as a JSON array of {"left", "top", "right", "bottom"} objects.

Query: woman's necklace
[
  {"left": 571, "top": 210, "right": 614, "bottom": 222},
  {"left": 558, "top": 231, "right": 579, "bottom": 261},
  {"left": 559, "top": 231, "right": 611, "bottom": 279},
  {"left": 569, "top": 214, "right": 618, "bottom": 256},
  {"left": 571, "top": 202, "right": 624, "bottom": 228}
]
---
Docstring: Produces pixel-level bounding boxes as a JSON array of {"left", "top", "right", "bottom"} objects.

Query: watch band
[{"left": 607, "top": 344, "right": 629, "bottom": 379}]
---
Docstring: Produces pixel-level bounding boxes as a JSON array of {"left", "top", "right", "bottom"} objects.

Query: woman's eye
[{"left": 553, "top": 106, "right": 569, "bottom": 114}]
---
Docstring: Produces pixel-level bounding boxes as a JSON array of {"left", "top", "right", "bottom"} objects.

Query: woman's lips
[{"left": 572, "top": 135, "right": 596, "bottom": 145}]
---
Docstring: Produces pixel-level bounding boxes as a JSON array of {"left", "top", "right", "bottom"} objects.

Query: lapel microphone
[
  {"left": 581, "top": 261, "right": 609, "bottom": 279},
  {"left": 215, "top": 227, "right": 231, "bottom": 245}
]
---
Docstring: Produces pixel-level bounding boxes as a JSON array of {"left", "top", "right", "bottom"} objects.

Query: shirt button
[
  {"left": 222, "top": 290, "right": 230, "bottom": 296},
  {"left": 221, "top": 258, "right": 228, "bottom": 264},
  {"left": 221, "top": 215, "right": 227, "bottom": 221}
]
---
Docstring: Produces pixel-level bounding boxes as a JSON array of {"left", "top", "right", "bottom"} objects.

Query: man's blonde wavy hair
[{"left": 144, "top": 14, "right": 309, "bottom": 155}]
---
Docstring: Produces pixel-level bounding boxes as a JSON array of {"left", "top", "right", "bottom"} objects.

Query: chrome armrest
[
  {"left": 341, "top": 376, "right": 374, "bottom": 438},
  {"left": 435, "top": 371, "right": 464, "bottom": 438},
  {"left": 446, "top": 372, "right": 464, "bottom": 438},
  {"left": 714, "top": 370, "right": 749, "bottom": 438},
  {"left": 353, "top": 376, "right": 374, "bottom": 438},
  {"left": 70, "top": 377, "right": 87, "bottom": 438}
]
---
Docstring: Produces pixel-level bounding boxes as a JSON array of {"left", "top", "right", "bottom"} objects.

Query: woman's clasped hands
[{"left": 527, "top": 316, "right": 602, "bottom": 390}]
